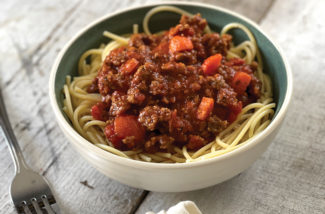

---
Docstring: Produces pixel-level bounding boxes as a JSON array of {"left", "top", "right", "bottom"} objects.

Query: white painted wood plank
[
  {"left": 0, "top": 1, "right": 85, "bottom": 213},
  {"left": 0, "top": 0, "right": 148, "bottom": 213},
  {"left": 2, "top": 0, "right": 310, "bottom": 213},
  {"left": 38, "top": 144, "right": 146, "bottom": 214},
  {"left": 136, "top": 0, "right": 325, "bottom": 213},
  {"left": 0, "top": 0, "right": 85, "bottom": 172}
]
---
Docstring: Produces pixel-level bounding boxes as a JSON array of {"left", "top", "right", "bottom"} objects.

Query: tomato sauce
[{"left": 89, "top": 14, "right": 261, "bottom": 152}]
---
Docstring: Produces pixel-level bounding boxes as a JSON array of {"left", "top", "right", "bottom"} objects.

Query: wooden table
[{"left": 1, "top": 0, "right": 324, "bottom": 213}]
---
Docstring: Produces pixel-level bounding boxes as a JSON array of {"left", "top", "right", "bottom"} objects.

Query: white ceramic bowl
[{"left": 49, "top": 2, "right": 292, "bottom": 192}]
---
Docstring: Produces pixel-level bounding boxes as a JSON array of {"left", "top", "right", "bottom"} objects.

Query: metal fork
[{"left": 0, "top": 88, "right": 60, "bottom": 214}]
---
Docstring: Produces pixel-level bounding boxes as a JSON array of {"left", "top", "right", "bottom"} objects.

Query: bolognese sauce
[{"left": 88, "top": 14, "right": 261, "bottom": 152}]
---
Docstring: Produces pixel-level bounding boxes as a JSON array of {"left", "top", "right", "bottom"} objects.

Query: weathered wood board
[
  {"left": 2, "top": 0, "right": 324, "bottom": 213},
  {"left": 136, "top": 0, "right": 325, "bottom": 213}
]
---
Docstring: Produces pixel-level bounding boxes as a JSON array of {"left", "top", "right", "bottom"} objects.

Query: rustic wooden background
[{"left": 0, "top": 0, "right": 324, "bottom": 213}]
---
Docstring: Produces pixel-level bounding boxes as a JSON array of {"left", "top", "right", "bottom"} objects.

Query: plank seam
[
  {"left": 42, "top": 143, "right": 69, "bottom": 176},
  {"left": 128, "top": 191, "right": 149, "bottom": 214},
  {"left": 257, "top": 0, "right": 276, "bottom": 23}
]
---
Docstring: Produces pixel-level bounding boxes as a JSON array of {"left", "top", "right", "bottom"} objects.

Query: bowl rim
[{"left": 49, "top": 1, "right": 293, "bottom": 169}]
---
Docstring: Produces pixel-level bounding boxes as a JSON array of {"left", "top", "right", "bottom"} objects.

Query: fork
[{"left": 0, "top": 88, "right": 60, "bottom": 213}]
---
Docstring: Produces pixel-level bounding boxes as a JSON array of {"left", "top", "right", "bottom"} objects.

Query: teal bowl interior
[{"left": 54, "top": 3, "right": 287, "bottom": 124}]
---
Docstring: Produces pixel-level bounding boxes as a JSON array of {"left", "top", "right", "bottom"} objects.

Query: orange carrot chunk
[
  {"left": 197, "top": 97, "right": 215, "bottom": 120},
  {"left": 169, "top": 36, "right": 193, "bottom": 53},
  {"left": 202, "top": 54, "right": 222, "bottom": 75},
  {"left": 120, "top": 58, "right": 139, "bottom": 75},
  {"left": 114, "top": 115, "right": 145, "bottom": 141},
  {"left": 232, "top": 71, "right": 252, "bottom": 94}
]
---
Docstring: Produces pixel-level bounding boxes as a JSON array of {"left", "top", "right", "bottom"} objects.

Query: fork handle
[{"left": 0, "top": 87, "right": 27, "bottom": 173}]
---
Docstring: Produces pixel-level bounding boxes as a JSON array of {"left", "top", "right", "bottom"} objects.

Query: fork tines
[{"left": 16, "top": 194, "right": 56, "bottom": 214}]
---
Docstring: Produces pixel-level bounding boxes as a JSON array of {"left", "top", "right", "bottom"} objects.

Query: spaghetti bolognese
[{"left": 62, "top": 6, "right": 275, "bottom": 163}]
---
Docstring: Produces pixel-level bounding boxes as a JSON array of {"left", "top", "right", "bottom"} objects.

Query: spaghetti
[{"left": 62, "top": 6, "right": 275, "bottom": 163}]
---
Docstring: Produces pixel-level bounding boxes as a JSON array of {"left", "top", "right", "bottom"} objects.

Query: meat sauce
[{"left": 88, "top": 14, "right": 261, "bottom": 152}]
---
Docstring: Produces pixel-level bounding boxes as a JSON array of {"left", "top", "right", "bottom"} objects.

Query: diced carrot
[
  {"left": 120, "top": 58, "right": 139, "bottom": 75},
  {"left": 91, "top": 102, "right": 107, "bottom": 121},
  {"left": 114, "top": 115, "right": 145, "bottom": 142},
  {"left": 228, "top": 101, "right": 243, "bottom": 123},
  {"left": 197, "top": 97, "right": 215, "bottom": 120},
  {"left": 202, "top": 54, "right": 222, "bottom": 75},
  {"left": 104, "top": 124, "right": 123, "bottom": 149},
  {"left": 232, "top": 71, "right": 252, "bottom": 94},
  {"left": 169, "top": 36, "right": 193, "bottom": 53}
]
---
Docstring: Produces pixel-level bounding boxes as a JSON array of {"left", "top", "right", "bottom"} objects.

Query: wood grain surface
[{"left": 0, "top": 0, "right": 324, "bottom": 213}]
